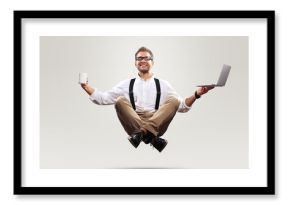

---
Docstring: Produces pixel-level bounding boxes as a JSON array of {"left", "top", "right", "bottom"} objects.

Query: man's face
[{"left": 135, "top": 51, "right": 154, "bottom": 74}]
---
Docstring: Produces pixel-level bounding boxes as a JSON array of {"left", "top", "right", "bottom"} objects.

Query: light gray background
[{"left": 40, "top": 36, "right": 248, "bottom": 169}]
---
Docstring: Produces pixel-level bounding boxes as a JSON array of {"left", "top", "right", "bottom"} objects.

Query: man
[{"left": 81, "top": 47, "right": 213, "bottom": 152}]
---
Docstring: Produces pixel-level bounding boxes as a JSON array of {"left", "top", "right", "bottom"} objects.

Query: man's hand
[
  {"left": 185, "top": 86, "right": 214, "bottom": 107},
  {"left": 196, "top": 86, "right": 214, "bottom": 96},
  {"left": 80, "top": 82, "right": 95, "bottom": 95}
]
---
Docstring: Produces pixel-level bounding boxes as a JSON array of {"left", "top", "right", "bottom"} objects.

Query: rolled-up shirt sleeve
[
  {"left": 89, "top": 81, "right": 127, "bottom": 105},
  {"left": 177, "top": 97, "right": 192, "bottom": 113}
]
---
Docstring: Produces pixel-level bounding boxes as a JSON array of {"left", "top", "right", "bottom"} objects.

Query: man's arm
[
  {"left": 81, "top": 83, "right": 95, "bottom": 96},
  {"left": 185, "top": 86, "right": 214, "bottom": 107},
  {"left": 80, "top": 81, "right": 125, "bottom": 105}
]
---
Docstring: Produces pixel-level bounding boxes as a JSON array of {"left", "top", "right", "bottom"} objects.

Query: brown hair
[{"left": 135, "top": 47, "right": 154, "bottom": 60}]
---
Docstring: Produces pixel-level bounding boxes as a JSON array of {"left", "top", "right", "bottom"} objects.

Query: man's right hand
[
  {"left": 80, "top": 83, "right": 95, "bottom": 95},
  {"left": 80, "top": 82, "right": 87, "bottom": 88}
]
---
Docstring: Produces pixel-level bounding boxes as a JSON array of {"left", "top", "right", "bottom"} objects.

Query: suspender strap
[
  {"left": 154, "top": 78, "right": 161, "bottom": 110},
  {"left": 129, "top": 78, "right": 161, "bottom": 111},
  {"left": 129, "top": 78, "right": 136, "bottom": 110}
]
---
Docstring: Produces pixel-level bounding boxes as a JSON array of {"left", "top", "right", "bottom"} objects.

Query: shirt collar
[{"left": 136, "top": 73, "right": 155, "bottom": 82}]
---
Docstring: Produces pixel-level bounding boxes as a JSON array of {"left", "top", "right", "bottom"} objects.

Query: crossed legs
[{"left": 115, "top": 96, "right": 180, "bottom": 137}]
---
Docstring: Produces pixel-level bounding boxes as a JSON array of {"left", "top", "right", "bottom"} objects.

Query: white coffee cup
[{"left": 79, "top": 73, "right": 88, "bottom": 84}]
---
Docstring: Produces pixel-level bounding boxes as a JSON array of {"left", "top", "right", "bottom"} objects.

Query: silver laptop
[{"left": 196, "top": 64, "right": 231, "bottom": 87}]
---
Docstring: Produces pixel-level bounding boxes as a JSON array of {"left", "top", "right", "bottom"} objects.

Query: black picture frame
[{"left": 14, "top": 10, "right": 275, "bottom": 195}]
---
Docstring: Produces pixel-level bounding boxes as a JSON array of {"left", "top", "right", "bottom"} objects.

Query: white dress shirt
[{"left": 89, "top": 75, "right": 191, "bottom": 113}]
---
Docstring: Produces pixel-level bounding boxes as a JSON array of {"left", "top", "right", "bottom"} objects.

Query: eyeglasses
[{"left": 135, "top": 56, "right": 153, "bottom": 61}]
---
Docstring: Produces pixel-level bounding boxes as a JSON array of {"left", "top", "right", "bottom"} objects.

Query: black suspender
[
  {"left": 129, "top": 78, "right": 136, "bottom": 110},
  {"left": 129, "top": 78, "right": 161, "bottom": 111},
  {"left": 154, "top": 78, "right": 161, "bottom": 110}
]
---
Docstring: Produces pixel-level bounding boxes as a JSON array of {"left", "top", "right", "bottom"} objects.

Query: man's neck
[{"left": 138, "top": 72, "right": 153, "bottom": 81}]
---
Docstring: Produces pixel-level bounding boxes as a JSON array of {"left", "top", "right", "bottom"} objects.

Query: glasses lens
[{"left": 136, "top": 57, "right": 152, "bottom": 61}]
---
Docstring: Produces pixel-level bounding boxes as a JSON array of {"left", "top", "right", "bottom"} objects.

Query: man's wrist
[{"left": 195, "top": 91, "right": 201, "bottom": 99}]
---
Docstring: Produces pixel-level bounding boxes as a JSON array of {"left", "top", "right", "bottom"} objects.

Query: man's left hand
[{"left": 197, "top": 86, "right": 214, "bottom": 96}]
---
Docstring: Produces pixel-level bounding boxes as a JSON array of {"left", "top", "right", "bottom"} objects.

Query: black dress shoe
[
  {"left": 128, "top": 133, "right": 142, "bottom": 148},
  {"left": 151, "top": 137, "right": 168, "bottom": 152},
  {"left": 142, "top": 132, "right": 154, "bottom": 144}
]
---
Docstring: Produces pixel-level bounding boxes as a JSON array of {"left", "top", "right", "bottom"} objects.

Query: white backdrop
[{"left": 0, "top": 0, "right": 288, "bottom": 204}]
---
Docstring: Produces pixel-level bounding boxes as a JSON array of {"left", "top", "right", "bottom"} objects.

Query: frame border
[{"left": 14, "top": 10, "right": 275, "bottom": 195}]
